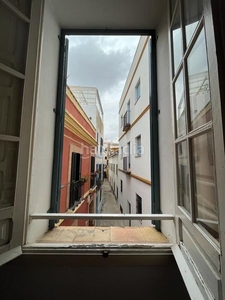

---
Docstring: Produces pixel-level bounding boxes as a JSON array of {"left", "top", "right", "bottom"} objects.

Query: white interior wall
[
  {"left": 156, "top": 3, "right": 176, "bottom": 243},
  {"left": 26, "top": 1, "right": 60, "bottom": 244}
]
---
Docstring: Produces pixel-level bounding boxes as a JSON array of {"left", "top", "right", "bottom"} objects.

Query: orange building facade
[{"left": 60, "top": 87, "right": 97, "bottom": 226}]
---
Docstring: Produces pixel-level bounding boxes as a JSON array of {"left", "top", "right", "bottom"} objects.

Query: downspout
[
  {"left": 49, "top": 32, "right": 68, "bottom": 229},
  {"left": 150, "top": 32, "right": 161, "bottom": 231}
]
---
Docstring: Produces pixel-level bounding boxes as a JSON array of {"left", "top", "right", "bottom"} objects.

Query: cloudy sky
[{"left": 67, "top": 35, "right": 140, "bottom": 142}]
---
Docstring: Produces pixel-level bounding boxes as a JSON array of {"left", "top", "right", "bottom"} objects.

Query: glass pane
[
  {"left": 7, "top": 0, "right": 32, "bottom": 18},
  {"left": 192, "top": 132, "right": 219, "bottom": 240},
  {"left": 0, "top": 141, "right": 19, "bottom": 209},
  {"left": 177, "top": 141, "right": 190, "bottom": 213},
  {"left": 0, "top": 69, "right": 24, "bottom": 136},
  {"left": 184, "top": 0, "right": 203, "bottom": 46},
  {"left": 172, "top": 3, "right": 183, "bottom": 74},
  {"left": 0, "top": 4, "right": 29, "bottom": 74},
  {"left": 187, "top": 29, "right": 211, "bottom": 130},
  {"left": 175, "top": 70, "right": 186, "bottom": 137}
]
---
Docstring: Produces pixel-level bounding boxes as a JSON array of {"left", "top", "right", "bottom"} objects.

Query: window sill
[{"left": 32, "top": 226, "right": 170, "bottom": 250}]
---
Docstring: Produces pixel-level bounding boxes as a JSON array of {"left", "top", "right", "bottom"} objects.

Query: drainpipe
[
  {"left": 49, "top": 33, "right": 68, "bottom": 229},
  {"left": 150, "top": 32, "right": 161, "bottom": 231}
]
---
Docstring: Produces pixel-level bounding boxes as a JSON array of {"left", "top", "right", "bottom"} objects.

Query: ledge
[{"left": 36, "top": 226, "right": 169, "bottom": 245}]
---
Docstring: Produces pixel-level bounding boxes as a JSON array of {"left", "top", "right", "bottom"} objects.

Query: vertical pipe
[
  {"left": 49, "top": 32, "right": 68, "bottom": 229},
  {"left": 150, "top": 32, "right": 161, "bottom": 231}
]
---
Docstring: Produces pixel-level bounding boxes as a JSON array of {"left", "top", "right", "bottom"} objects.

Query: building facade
[
  {"left": 118, "top": 36, "right": 151, "bottom": 227},
  {"left": 60, "top": 87, "right": 97, "bottom": 226},
  {"left": 70, "top": 86, "right": 104, "bottom": 214}
]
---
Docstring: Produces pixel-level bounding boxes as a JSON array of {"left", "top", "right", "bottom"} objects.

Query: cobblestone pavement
[{"left": 96, "top": 179, "right": 125, "bottom": 227}]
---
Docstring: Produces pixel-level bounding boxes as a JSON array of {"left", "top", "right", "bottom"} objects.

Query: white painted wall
[
  {"left": 118, "top": 36, "right": 151, "bottom": 226},
  {"left": 118, "top": 171, "right": 151, "bottom": 227},
  {"left": 26, "top": 0, "right": 60, "bottom": 244},
  {"left": 156, "top": 3, "right": 176, "bottom": 243}
]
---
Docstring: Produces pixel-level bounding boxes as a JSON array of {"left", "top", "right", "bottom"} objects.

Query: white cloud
[{"left": 67, "top": 35, "right": 140, "bottom": 140}]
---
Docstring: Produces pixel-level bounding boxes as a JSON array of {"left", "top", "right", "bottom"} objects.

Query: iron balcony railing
[
  {"left": 69, "top": 179, "right": 85, "bottom": 209},
  {"left": 123, "top": 110, "right": 131, "bottom": 131}
]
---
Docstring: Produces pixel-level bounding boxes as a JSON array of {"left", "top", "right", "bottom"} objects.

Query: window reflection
[
  {"left": 192, "top": 132, "right": 219, "bottom": 240},
  {"left": 172, "top": 4, "right": 182, "bottom": 74},
  {"left": 187, "top": 29, "right": 211, "bottom": 130},
  {"left": 175, "top": 70, "right": 186, "bottom": 137},
  {"left": 184, "top": 0, "right": 203, "bottom": 46},
  {"left": 177, "top": 141, "right": 190, "bottom": 213}
]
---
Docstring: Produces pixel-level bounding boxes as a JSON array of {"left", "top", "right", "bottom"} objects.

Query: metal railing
[
  {"left": 30, "top": 213, "right": 174, "bottom": 221},
  {"left": 69, "top": 179, "right": 85, "bottom": 208}
]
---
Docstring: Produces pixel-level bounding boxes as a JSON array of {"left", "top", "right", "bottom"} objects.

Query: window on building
[
  {"left": 121, "top": 146, "right": 123, "bottom": 159},
  {"left": 128, "top": 201, "right": 132, "bottom": 226},
  {"left": 127, "top": 142, "right": 131, "bottom": 168},
  {"left": 135, "top": 79, "right": 141, "bottom": 102},
  {"left": 121, "top": 114, "right": 123, "bottom": 127},
  {"left": 96, "top": 132, "right": 99, "bottom": 153},
  {"left": 135, "top": 135, "right": 142, "bottom": 157},
  {"left": 136, "top": 194, "right": 142, "bottom": 214},
  {"left": 120, "top": 180, "right": 123, "bottom": 192},
  {"left": 100, "top": 137, "right": 103, "bottom": 154}
]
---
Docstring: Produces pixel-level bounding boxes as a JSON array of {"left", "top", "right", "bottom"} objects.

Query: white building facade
[{"left": 118, "top": 36, "right": 151, "bottom": 227}]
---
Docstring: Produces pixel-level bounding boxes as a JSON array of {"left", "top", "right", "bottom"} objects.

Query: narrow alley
[{"left": 96, "top": 179, "right": 125, "bottom": 227}]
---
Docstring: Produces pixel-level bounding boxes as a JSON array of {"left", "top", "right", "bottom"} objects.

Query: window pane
[
  {"left": 172, "top": 3, "right": 183, "bottom": 74},
  {"left": 0, "top": 70, "right": 24, "bottom": 137},
  {"left": 177, "top": 141, "right": 190, "bottom": 213},
  {"left": 187, "top": 29, "right": 211, "bottom": 130},
  {"left": 0, "top": 141, "right": 19, "bottom": 208},
  {"left": 175, "top": 70, "right": 186, "bottom": 137},
  {"left": 0, "top": 4, "right": 29, "bottom": 74},
  {"left": 192, "top": 132, "right": 219, "bottom": 240},
  {"left": 184, "top": 0, "right": 203, "bottom": 46}
]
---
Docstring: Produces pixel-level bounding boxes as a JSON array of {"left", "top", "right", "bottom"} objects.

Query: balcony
[
  {"left": 123, "top": 110, "right": 131, "bottom": 131},
  {"left": 69, "top": 179, "right": 85, "bottom": 208}
]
